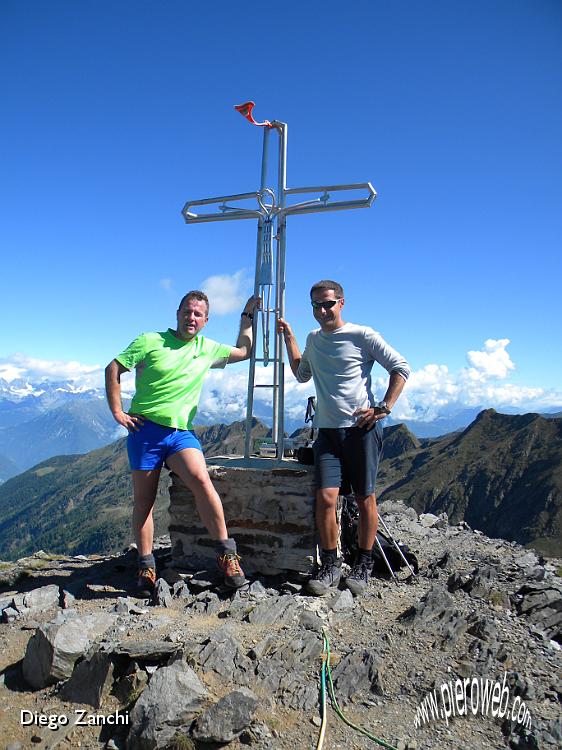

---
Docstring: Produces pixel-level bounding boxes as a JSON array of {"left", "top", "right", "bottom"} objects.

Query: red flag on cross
[{"left": 234, "top": 101, "right": 273, "bottom": 128}]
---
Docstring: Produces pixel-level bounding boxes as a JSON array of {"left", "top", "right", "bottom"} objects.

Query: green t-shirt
[{"left": 116, "top": 329, "right": 232, "bottom": 430}]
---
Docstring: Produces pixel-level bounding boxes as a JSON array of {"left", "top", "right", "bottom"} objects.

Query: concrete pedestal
[{"left": 169, "top": 456, "right": 316, "bottom": 575}]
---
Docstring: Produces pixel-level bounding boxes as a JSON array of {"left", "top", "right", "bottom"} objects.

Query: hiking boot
[
  {"left": 344, "top": 560, "right": 372, "bottom": 596},
  {"left": 217, "top": 552, "right": 246, "bottom": 589},
  {"left": 305, "top": 557, "right": 342, "bottom": 596},
  {"left": 137, "top": 566, "right": 157, "bottom": 597}
]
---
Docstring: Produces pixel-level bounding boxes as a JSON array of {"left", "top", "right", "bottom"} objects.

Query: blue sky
[{"left": 1, "top": 0, "right": 561, "bottom": 422}]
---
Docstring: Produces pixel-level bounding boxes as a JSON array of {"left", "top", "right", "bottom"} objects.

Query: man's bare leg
[
  {"left": 131, "top": 469, "right": 161, "bottom": 595},
  {"left": 166, "top": 448, "right": 245, "bottom": 588},
  {"left": 131, "top": 469, "right": 161, "bottom": 557},
  {"left": 166, "top": 448, "right": 228, "bottom": 539},
  {"left": 355, "top": 492, "right": 378, "bottom": 550},
  {"left": 315, "top": 487, "right": 340, "bottom": 550}
]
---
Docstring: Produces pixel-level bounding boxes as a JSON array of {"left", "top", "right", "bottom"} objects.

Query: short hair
[
  {"left": 310, "top": 279, "right": 344, "bottom": 298},
  {"left": 178, "top": 290, "right": 209, "bottom": 314}
]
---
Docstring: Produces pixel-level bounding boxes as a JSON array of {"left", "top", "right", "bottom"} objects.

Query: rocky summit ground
[{"left": 0, "top": 501, "right": 560, "bottom": 750}]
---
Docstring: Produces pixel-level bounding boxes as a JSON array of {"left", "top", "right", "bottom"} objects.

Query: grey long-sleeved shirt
[{"left": 296, "top": 322, "right": 410, "bottom": 428}]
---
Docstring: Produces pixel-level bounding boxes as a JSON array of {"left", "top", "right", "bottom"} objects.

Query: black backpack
[{"left": 340, "top": 495, "right": 419, "bottom": 576}]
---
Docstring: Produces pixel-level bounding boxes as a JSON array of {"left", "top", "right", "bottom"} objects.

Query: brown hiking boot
[
  {"left": 217, "top": 552, "right": 246, "bottom": 589},
  {"left": 137, "top": 566, "right": 156, "bottom": 597}
]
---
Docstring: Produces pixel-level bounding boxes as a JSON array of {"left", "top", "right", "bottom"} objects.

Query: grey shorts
[{"left": 313, "top": 422, "right": 384, "bottom": 496}]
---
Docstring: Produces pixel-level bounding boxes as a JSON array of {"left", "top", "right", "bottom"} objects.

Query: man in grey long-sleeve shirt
[{"left": 278, "top": 279, "right": 410, "bottom": 595}]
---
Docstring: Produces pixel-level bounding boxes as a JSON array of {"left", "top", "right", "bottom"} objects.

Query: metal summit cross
[{"left": 181, "top": 102, "right": 376, "bottom": 462}]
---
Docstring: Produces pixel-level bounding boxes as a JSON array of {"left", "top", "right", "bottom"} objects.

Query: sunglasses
[{"left": 311, "top": 299, "right": 342, "bottom": 310}]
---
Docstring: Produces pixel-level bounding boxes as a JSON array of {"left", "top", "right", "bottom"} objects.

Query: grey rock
[
  {"left": 22, "top": 611, "right": 117, "bottom": 689},
  {"left": 331, "top": 649, "right": 384, "bottom": 704},
  {"left": 330, "top": 589, "right": 354, "bottom": 611},
  {"left": 467, "top": 617, "right": 499, "bottom": 642},
  {"left": 2, "top": 606, "right": 19, "bottom": 623},
  {"left": 113, "top": 660, "right": 149, "bottom": 705},
  {"left": 419, "top": 513, "right": 446, "bottom": 529},
  {"left": 246, "top": 594, "right": 299, "bottom": 625},
  {"left": 109, "top": 640, "right": 179, "bottom": 660},
  {"left": 192, "top": 687, "right": 259, "bottom": 743},
  {"left": 399, "top": 585, "right": 468, "bottom": 644},
  {"left": 188, "top": 571, "right": 215, "bottom": 591},
  {"left": 239, "top": 721, "right": 272, "bottom": 744},
  {"left": 0, "top": 596, "right": 13, "bottom": 612},
  {"left": 59, "top": 651, "right": 113, "bottom": 708},
  {"left": 299, "top": 611, "right": 325, "bottom": 631},
  {"left": 111, "top": 598, "right": 149, "bottom": 615},
  {"left": 186, "top": 590, "right": 221, "bottom": 614},
  {"left": 12, "top": 584, "right": 60, "bottom": 614},
  {"left": 447, "top": 571, "right": 472, "bottom": 592},
  {"left": 198, "top": 624, "right": 252, "bottom": 683},
  {"left": 127, "top": 661, "right": 209, "bottom": 749},
  {"left": 467, "top": 565, "right": 496, "bottom": 599},
  {"left": 248, "top": 633, "right": 276, "bottom": 660},
  {"left": 61, "top": 589, "right": 75, "bottom": 609},
  {"left": 248, "top": 580, "right": 268, "bottom": 598},
  {"left": 281, "top": 581, "right": 303, "bottom": 594},
  {"left": 153, "top": 579, "right": 173, "bottom": 608},
  {"left": 254, "top": 630, "right": 322, "bottom": 708},
  {"left": 514, "top": 551, "right": 540, "bottom": 569},
  {"left": 514, "top": 582, "right": 562, "bottom": 641},
  {"left": 172, "top": 580, "right": 190, "bottom": 598}
]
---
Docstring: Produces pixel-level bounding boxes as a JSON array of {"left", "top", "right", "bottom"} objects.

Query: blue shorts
[
  {"left": 127, "top": 419, "right": 202, "bottom": 471},
  {"left": 313, "top": 423, "right": 383, "bottom": 496}
]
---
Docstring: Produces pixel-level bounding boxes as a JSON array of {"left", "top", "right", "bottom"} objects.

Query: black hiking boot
[
  {"left": 344, "top": 559, "right": 372, "bottom": 596},
  {"left": 305, "top": 557, "right": 342, "bottom": 596}
]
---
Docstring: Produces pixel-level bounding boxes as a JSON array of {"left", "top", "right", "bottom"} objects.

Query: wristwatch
[{"left": 376, "top": 400, "right": 391, "bottom": 415}]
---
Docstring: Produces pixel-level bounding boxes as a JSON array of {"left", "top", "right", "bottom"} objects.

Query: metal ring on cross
[{"left": 257, "top": 188, "right": 276, "bottom": 218}]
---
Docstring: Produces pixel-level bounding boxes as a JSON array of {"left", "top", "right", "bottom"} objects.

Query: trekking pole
[
  {"left": 374, "top": 535, "right": 399, "bottom": 583},
  {"left": 378, "top": 515, "right": 418, "bottom": 578}
]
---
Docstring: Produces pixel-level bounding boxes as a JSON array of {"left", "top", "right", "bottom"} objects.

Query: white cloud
[
  {"left": 201, "top": 270, "right": 250, "bottom": 315},
  {"left": 466, "top": 338, "right": 515, "bottom": 379},
  {"left": 199, "top": 338, "right": 562, "bottom": 426},
  {"left": 2, "top": 339, "right": 560, "bottom": 427},
  {"left": 0, "top": 353, "right": 103, "bottom": 388},
  {"left": 159, "top": 278, "right": 173, "bottom": 291},
  {"left": 395, "top": 338, "right": 558, "bottom": 421}
]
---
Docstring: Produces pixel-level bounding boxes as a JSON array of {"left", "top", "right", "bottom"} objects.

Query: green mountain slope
[
  {"left": 0, "top": 419, "right": 269, "bottom": 560},
  {"left": 379, "top": 409, "right": 562, "bottom": 556}
]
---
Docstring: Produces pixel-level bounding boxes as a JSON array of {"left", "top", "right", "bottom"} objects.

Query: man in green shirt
[{"left": 105, "top": 290, "right": 259, "bottom": 595}]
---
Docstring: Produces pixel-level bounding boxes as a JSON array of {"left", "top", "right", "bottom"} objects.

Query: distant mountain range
[
  {"left": 0, "top": 410, "right": 560, "bottom": 561},
  {"left": 1, "top": 375, "right": 561, "bottom": 484},
  {"left": 0, "top": 377, "right": 128, "bottom": 480}
]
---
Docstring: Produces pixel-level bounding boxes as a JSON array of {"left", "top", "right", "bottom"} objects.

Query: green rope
[
  {"left": 315, "top": 649, "right": 328, "bottom": 749},
  {"left": 321, "top": 627, "right": 399, "bottom": 750}
]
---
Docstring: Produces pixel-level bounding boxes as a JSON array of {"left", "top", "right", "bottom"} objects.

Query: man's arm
[
  {"left": 355, "top": 370, "right": 407, "bottom": 428},
  {"left": 277, "top": 318, "right": 307, "bottom": 378},
  {"left": 104, "top": 359, "right": 144, "bottom": 432},
  {"left": 380, "top": 369, "right": 407, "bottom": 411},
  {"left": 227, "top": 296, "right": 260, "bottom": 363}
]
